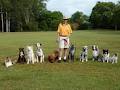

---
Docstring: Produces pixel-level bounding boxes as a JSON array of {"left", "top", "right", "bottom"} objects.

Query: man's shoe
[
  {"left": 63, "top": 59, "right": 67, "bottom": 62},
  {"left": 58, "top": 60, "right": 61, "bottom": 63}
]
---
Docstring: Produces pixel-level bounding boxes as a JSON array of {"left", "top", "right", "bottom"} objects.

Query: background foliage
[{"left": 0, "top": 0, "right": 120, "bottom": 32}]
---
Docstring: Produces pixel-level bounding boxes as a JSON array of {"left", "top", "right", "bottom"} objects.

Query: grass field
[{"left": 0, "top": 30, "right": 120, "bottom": 90}]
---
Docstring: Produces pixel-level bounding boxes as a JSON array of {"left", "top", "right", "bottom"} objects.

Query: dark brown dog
[
  {"left": 48, "top": 50, "right": 59, "bottom": 63},
  {"left": 17, "top": 48, "right": 26, "bottom": 63}
]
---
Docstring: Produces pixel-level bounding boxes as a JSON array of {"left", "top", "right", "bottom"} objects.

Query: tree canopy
[
  {"left": 0, "top": 1, "right": 120, "bottom": 32},
  {"left": 90, "top": 1, "right": 120, "bottom": 30}
]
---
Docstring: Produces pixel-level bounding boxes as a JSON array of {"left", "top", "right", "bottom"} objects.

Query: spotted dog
[
  {"left": 92, "top": 45, "right": 99, "bottom": 61},
  {"left": 36, "top": 43, "right": 44, "bottom": 63},
  {"left": 80, "top": 46, "right": 88, "bottom": 62}
]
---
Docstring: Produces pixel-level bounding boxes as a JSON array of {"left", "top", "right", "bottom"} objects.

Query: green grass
[{"left": 0, "top": 30, "right": 120, "bottom": 90}]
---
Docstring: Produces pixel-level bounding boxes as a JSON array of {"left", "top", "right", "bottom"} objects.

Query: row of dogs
[
  {"left": 5, "top": 43, "right": 45, "bottom": 67},
  {"left": 5, "top": 43, "right": 118, "bottom": 67},
  {"left": 80, "top": 45, "right": 118, "bottom": 63}
]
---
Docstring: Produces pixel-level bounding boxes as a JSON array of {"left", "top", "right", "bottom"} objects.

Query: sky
[{"left": 46, "top": 0, "right": 119, "bottom": 17}]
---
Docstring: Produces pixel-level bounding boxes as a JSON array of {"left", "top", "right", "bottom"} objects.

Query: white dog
[
  {"left": 108, "top": 54, "right": 118, "bottom": 64},
  {"left": 26, "top": 46, "right": 36, "bottom": 64},
  {"left": 80, "top": 46, "right": 88, "bottom": 62},
  {"left": 36, "top": 43, "right": 44, "bottom": 63},
  {"left": 92, "top": 45, "right": 99, "bottom": 61},
  {"left": 5, "top": 57, "right": 13, "bottom": 67},
  {"left": 102, "top": 49, "right": 110, "bottom": 63}
]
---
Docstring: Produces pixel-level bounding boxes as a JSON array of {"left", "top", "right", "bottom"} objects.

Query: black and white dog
[
  {"left": 92, "top": 45, "right": 99, "bottom": 61},
  {"left": 108, "top": 53, "right": 118, "bottom": 64},
  {"left": 80, "top": 46, "right": 88, "bottom": 62},
  {"left": 68, "top": 44, "right": 76, "bottom": 62},
  {"left": 36, "top": 43, "right": 44, "bottom": 63},
  {"left": 102, "top": 49, "right": 110, "bottom": 63},
  {"left": 17, "top": 48, "right": 26, "bottom": 64}
]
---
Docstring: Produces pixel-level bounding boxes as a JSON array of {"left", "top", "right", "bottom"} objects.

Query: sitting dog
[
  {"left": 102, "top": 49, "right": 110, "bottom": 63},
  {"left": 36, "top": 43, "right": 44, "bottom": 63},
  {"left": 26, "top": 46, "right": 36, "bottom": 64},
  {"left": 48, "top": 50, "right": 59, "bottom": 63},
  {"left": 92, "top": 45, "right": 99, "bottom": 61},
  {"left": 5, "top": 57, "right": 13, "bottom": 67},
  {"left": 108, "top": 53, "right": 118, "bottom": 64},
  {"left": 17, "top": 48, "right": 26, "bottom": 63},
  {"left": 68, "top": 44, "right": 76, "bottom": 62},
  {"left": 80, "top": 46, "right": 88, "bottom": 62}
]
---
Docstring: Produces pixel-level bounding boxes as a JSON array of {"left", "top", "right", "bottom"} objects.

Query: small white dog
[
  {"left": 26, "top": 46, "right": 36, "bottom": 64},
  {"left": 80, "top": 46, "right": 88, "bottom": 62},
  {"left": 36, "top": 43, "right": 44, "bottom": 63},
  {"left": 108, "top": 54, "right": 118, "bottom": 64},
  {"left": 92, "top": 45, "right": 99, "bottom": 61},
  {"left": 5, "top": 57, "right": 13, "bottom": 67},
  {"left": 102, "top": 49, "right": 110, "bottom": 63}
]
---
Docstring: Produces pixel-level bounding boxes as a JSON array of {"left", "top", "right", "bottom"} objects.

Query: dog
[
  {"left": 80, "top": 46, "right": 88, "bottom": 62},
  {"left": 36, "top": 43, "right": 44, "bottom": 63},
  {"left": 68, "top": 44, "right": 76, "bottom": 62},
  {"left": 102, "top": 49, "right": 110, "bottom": 63},
  {"left": 48, "top": 50, "right": 59, "bottom": 63},
  {"left": 17, "top": 48, "right": 26, "bottom": 63},
  {"left": 92, "top": 45, "right": 99, "bottom": 61},
  {"left": 5, "top": 57, "right": 13, "bottom": 67},
  {"left": 108, "top": 53, "right": 118, "bottom": 64},
  {"left": 26, "top": 46, "right": 36, "bottom": 64}
]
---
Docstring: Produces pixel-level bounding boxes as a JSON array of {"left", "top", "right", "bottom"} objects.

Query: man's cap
[{"left": 63, "top": 16, "right": 69, "bottom": 20}]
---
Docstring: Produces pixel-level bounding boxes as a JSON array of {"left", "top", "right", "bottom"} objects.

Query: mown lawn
[{"left": 0, "top": 30, "right": 120, "bottom": 90}]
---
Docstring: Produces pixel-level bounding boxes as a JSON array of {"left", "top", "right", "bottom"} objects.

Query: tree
[
  {"left": 0, "top": 0, "right": 11, "bottom": 32},
  {"left": 0, "top": 0, "right": 46, "bottom": 32},
  {"left": 113, "top": 2, "right": 120, "bottom": 30},
  {"left": 90, "top": 2, "right": 115, "bottom": 29},
  {"left": 11, "top": 0, "right": 46, "bottom": 31},
  {"left": 38, "top": 11, "right": 63, "bottom": 31},
  {"left": 70, "top": 11, "right": 90, "bottom": 30}
]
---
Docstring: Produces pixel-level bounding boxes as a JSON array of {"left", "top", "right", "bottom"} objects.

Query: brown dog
[{"left": 48, "top": 50, "right": 59, "bottom": 63}]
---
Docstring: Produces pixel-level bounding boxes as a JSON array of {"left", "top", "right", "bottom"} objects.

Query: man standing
[{"left": 57, "top": 16, "right": 73, "bottom": 62}]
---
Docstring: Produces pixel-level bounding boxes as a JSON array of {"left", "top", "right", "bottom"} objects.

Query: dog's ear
[
  {"left": 114, "top": 53, "right": 117, "bottom": 56},
  {"left": 21, "top": 48, "right": 24, "bottom": 50},
  {"left": 103, "top": 49, "right": 105, "bottom": 53},
  {"left": 92, "top": 46, "right": 94, "bottom": 49},
  {"left": 106, "top": 49, "right": 109, "bottom": 52},
  {"left": 31, "top": 46, "right": 33, "bottom": 49},
  {"left": 96, "top": 46, "right": 98, "bottom": 49}
]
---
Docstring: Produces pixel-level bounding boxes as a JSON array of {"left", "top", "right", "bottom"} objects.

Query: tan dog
[
  {"left": 48, "top": 50, "right": 59, "bottom": 63},
  {"left": 5, "top": 57, "right": 13, "bottom": 67}
]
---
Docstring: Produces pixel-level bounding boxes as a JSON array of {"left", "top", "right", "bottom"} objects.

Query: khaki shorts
[{"left": 59, "top": 36, "right": 70, "bottom": 48}]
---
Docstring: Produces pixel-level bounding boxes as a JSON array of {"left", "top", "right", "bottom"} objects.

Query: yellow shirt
[{"left": 57, "top": 23, "right": 72, "bottom": 36}]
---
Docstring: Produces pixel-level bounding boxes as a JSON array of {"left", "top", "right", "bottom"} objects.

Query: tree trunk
[
  {"left": 8, "top": 17, "right": 10, "bottom": 32},
  {"left": 24, "top": 9, "right": 30, "bottom": 24},
  {"left": 1, "top": 13, "right": 4, "bottom": 32},
  {"left": 20, "top": 22, "right": 23, "bottom": 32},
  {"left": 6, "top": 12, "right": 9, "bottom": 32},
  {"left": 1, "top": 7, "right": 4, "bottom": 32},
  {"left": 115, "top": 24, "right": 117, "bottom": 31}
]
